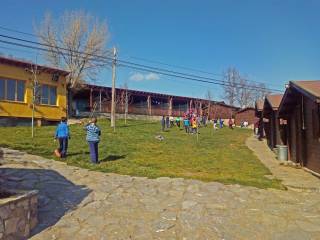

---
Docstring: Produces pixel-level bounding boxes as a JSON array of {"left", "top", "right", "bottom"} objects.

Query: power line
[
  {"left": 125, "top": 54, "right": 223, "bottom": 76},
  {"left": 0, "top": 26, "right": 37, "bottom": 37},
  {"left": 0, "top": 25, "right": 282, "bottom": 89},
  {"left": 0, "top": 44, "right": 38, "bottom": 55},
  {"left": 0, "top": 33, "right": 282, "bottom": 92}
]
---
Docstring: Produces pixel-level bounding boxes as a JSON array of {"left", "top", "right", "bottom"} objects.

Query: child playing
[
  {"left": 183, "top": 117, "right": 190, "bottom": 133},
  {"left": 192, "top": 117, "right": 197, "bottom": 134},
  {"left": 84, "top": 118, "right": 101, "bottom": 164},
  {"left": 54, "top": 117, "right": 70, "bottom": 158},
  {"left": 228, "top": 118, "right": 234, "bottom": 130}
]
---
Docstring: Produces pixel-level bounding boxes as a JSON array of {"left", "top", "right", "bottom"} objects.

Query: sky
[{"left": 0, "top": 0, "right": 320, "bottom": 101}]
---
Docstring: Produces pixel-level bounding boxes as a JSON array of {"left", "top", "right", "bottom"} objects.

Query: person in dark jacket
[
  {"left": 161, "top": 116, "right": 166, "bottom": 131},
  {"left": 54, "top": 117, "right": 70, "bottom": 158},
  {"left": 84, "top": 118, "right": 101, "bottom": 164},
  {"left": 166, "top": 116, "right": 170, "bottom": 129}
]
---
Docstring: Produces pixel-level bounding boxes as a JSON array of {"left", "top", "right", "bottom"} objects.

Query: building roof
[
  {"left": 265, "top": 94, "right": 283, "bottom": 110},
  {"left": 82, "top": 83, "right": 239, "bottom": 110},
  {"left": 278, "top": 80, "right": 320, "bottom": 117},
  {"left": 255, "top": 100, "right": 264, "bottom": 111},
  {"left": 237, "top": 107, "right": 255, "bottom": 114},
  {"left": 291, "top": 80, "right": 320, "bottom": 100},
  {"left": 0, "top": 56, "right": 69, "bottom": 76}
]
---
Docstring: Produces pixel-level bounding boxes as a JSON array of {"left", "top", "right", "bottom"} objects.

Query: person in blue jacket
[
  {"left": 84, "top": 117, "right": 101, "bottom": 164},
  {"left": 54, "top": 117, "right": 70, "bottom": 158}
]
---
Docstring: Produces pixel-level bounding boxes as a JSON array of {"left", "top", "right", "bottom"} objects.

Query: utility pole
[{"left": 111, "top": 47, "right": 117, "bottom": 130}]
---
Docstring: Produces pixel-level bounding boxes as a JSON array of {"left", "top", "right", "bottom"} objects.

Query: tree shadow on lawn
[
  {"left": 100, "top": 154, "right": 127, "bottom": 162},
  {"left": 0, "top": 167, "right": 91, "bottom": 237}
]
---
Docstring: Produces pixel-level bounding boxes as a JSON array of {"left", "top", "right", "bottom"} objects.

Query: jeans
[
  {"left": 88, "top": 141, "right": 99, "bottom": 163},
  {"left": 58, "top": 137, "right": 68, "bottom": 158}
]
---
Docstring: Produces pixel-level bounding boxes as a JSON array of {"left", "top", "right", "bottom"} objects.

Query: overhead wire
[
  {"left": 0, "top": 31, "right": 282, "bottom": 93},
  {"left": 0, "top": 25, "right": 282, "bottom": 90}
]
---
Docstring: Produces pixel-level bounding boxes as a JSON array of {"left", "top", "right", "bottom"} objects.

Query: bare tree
[
  {"left": 235, "top": 76, "right": 255, "bottom": 108},
  {"left": 222, "top": 67, "right": 239, "bottom": 106},
  {"left": 35, "top": 10, "right": 110, "bottom": 114},
  {"left": 252, "top": 82, "right": 270, "bottom": 102},
  {"left": 117, "top": 82, "right": 132, "bottom": 125},
  {"left": 223, "top": 67, "right": 269, "bottom": 108}
]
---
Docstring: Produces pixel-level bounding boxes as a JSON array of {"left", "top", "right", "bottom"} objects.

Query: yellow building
[{"left": 0, "top": 56, "right": 69, "bottom": 126}]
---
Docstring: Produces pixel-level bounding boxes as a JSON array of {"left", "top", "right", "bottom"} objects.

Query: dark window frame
[
  {"left": 40, "top": 84, "right": 57, "bottom": 106},
  {"left": 0, "top": 78, "right": 25, "bottom": 102}
]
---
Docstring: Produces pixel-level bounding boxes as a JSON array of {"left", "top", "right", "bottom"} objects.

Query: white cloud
[
  {"left": 145, "top": 73, "right": 160, "bottom": 81},
  {"left": 129, "top": 72, "right": 160, "bottom": 82},
  {"left": 129, "top": 72, "right": 145, "bottom": 82}
]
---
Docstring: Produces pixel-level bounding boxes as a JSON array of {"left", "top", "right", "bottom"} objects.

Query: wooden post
[
  {"left": 111, "top": 47, "right": 117, "bottom": 130},
  {"left": 147, "top": 95, "right": 152, "bottom": 115},
  {"left": 200, "top": 101, "right": 203, "bottom": 116},
  {"left": 168, "top": 97, "right": 173, "bottom": 116},
  {"left": 189, "top": 100, "right": 193, "bottom": 113}
]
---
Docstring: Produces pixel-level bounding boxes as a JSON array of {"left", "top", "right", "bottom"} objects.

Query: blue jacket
[
  {"left": 183, "top": 119, "right": 190, "bottom": 126},
  {"left": 85, "top": 124, "right": 101, "bottom": 142},
  {"left": 55, "top": 122, "right": 69, "bottom": 138}
]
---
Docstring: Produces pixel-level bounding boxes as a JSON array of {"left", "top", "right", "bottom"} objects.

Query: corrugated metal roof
[
  {"left": 266, "top": 94, "right": 283, "bottom": 109},
  {"left": 292, "top": 80, "right": 320, "bottom": 99}
]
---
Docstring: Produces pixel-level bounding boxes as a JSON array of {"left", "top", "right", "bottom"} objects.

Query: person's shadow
[
  {"left": 100, "top": 154, "right": 126, "bottom": 162},
  {"left": 0, "top": 168, "right": 91, "bottom": 236}
]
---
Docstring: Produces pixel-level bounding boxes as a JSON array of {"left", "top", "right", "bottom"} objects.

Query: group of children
[
  {"left": 161, "top": 113, "right": 235, "bottom": 133},
  {"left": 54, "top": 117, "right": 101, "bottom": 164}
]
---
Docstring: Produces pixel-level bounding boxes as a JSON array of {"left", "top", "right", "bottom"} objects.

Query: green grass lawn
[{"left": 0, "top": 119, "right": 283, "bottom": 189}]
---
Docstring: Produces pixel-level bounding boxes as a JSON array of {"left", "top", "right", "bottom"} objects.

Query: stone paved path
[
  {"left": 1, "top": 141, "right": 320, "bottom": 240},
  {"left": 246, "top": 136, "right": 320, "bottom": 192}
]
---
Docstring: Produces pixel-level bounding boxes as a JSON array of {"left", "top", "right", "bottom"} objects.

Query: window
[
  {"left": 41, "top": 85, "right": 49, "bottom": 105},
  {"left": 49, "top": 87, "right": 57, "bottom": 105},
  {"left": 40, "top": 84, "right": 57, "bottom": 106},
  {"left": 0, "top": 79, "right": 4, "bottom": 100},
  {"left": 17, "top": 81, "right": 25, "bottom": 102},
  {"left": 0, "top": 78, "right": 25, "bottom": 102},
  {"left": 7, "top": 80, "right": 16, "bottom": 101}
]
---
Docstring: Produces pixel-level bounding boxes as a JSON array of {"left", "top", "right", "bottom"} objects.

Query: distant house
[
  {"left": 278, "top": 81, "right": 320, "bottom": 174},
  {"left": 0, "top": 56, "right": 69, "bottom": 126},
  {"left": 262, "top": 94, "right": 286, "bottom": 149},
  {"left": 234, "top": 107, "right": 257, "bottom": 127}
]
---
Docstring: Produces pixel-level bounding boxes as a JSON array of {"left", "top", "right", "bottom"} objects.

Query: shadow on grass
[
  {"left": 67, "top": 151, "right": 90, "bottom": 157},
  {"left": 100, "top": 154, "right": 126, "bottom": 162}
]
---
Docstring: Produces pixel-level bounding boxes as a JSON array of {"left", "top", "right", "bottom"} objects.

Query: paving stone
[{"left": 1, "top": 145, "right": 320, "bottom": 240}]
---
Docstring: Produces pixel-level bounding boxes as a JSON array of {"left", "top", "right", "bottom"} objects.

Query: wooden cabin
[
  {"left": 235, "top": 107, "right": 258, "bottom": 127},
  {"left": 262, "top": 94, "right": 286, "bottom": 149},
  {"left": 278, "top": 81, "right": 320, "bottom": 174}
]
